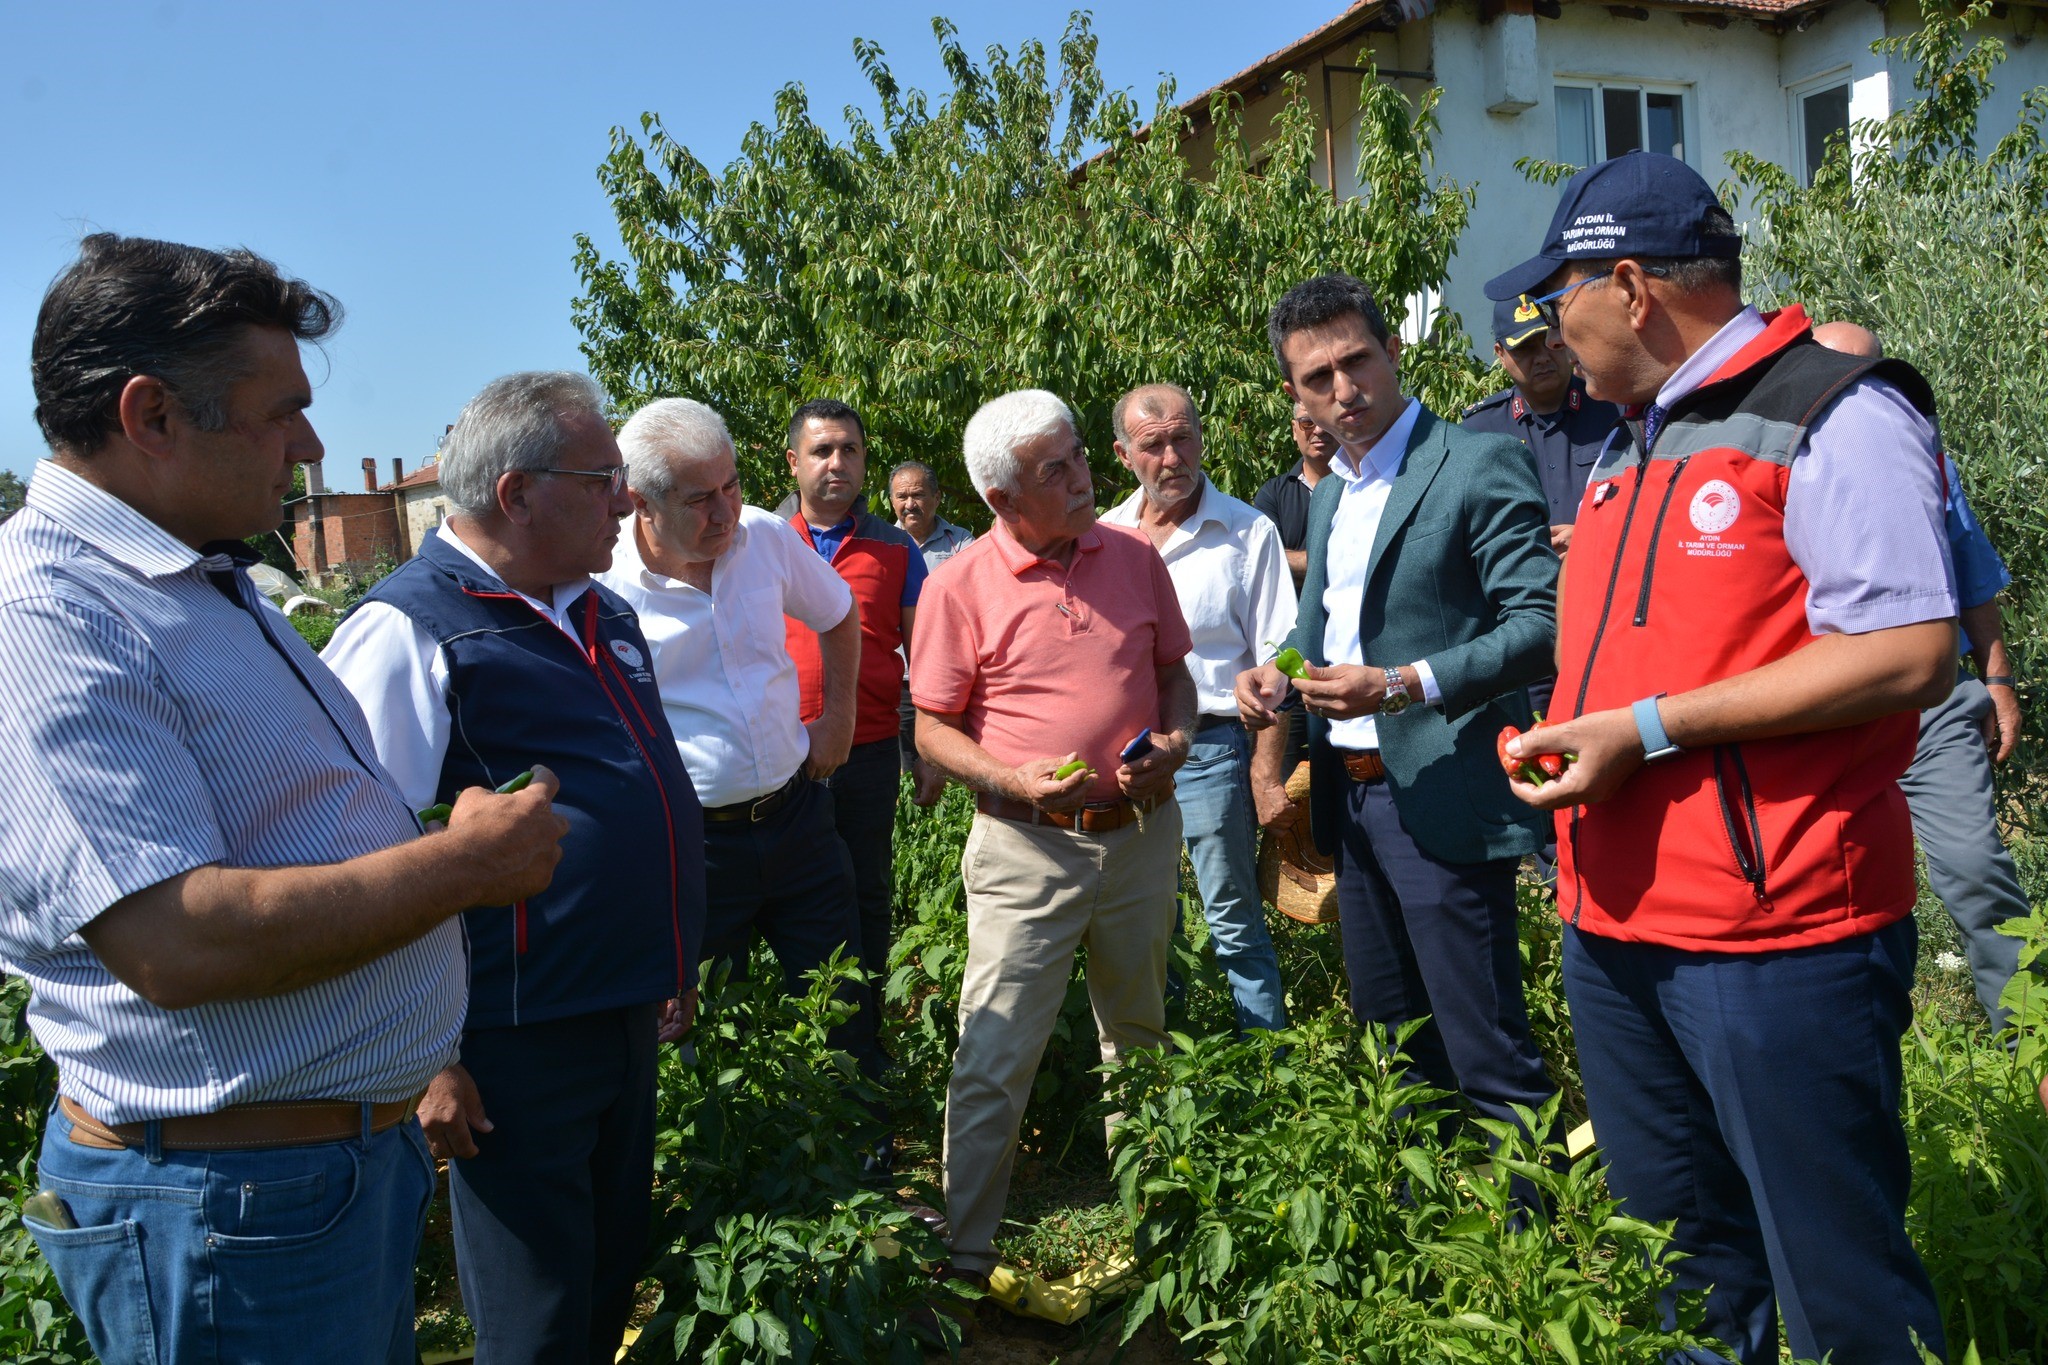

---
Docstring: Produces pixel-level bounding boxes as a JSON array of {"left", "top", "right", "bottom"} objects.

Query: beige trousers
[{"left": 942, "top": 801, "right": 1182, "bottom": 1271}]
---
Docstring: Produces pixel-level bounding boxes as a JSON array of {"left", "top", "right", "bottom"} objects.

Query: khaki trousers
[{"left": 942, "top": 801, "right": 1182, "bottom": 1271}]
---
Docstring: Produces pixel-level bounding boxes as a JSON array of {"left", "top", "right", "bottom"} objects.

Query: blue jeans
[
  {"left": 1564, "top": 920, "right": 1943, "bottom": 1365},
  {"left": 29, "top": 1102, "right": 435, "bottom": 1365},
  {"left": 1176, "top": 719, "right": 1287, "bottom": 1034}
]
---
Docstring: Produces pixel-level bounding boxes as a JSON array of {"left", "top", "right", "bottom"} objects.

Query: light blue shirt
[
  {"left": 1656, "top": 308, "right": 1957, "bottom": 636},
  {"left": 0, "top": 462, "right": 464, "bottom": 1123}
]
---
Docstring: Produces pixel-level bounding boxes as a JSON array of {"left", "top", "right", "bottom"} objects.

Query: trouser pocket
[{"left": 27, "top": 1213, "right": 160, "bottom": 1365}]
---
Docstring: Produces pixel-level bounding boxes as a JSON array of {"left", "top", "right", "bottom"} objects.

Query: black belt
[
  {"left": 702, "top": 772, "right": 805, "bottom": 823},
  {"left": 1196, "top": 713, "right": 1243, "bottom": 733}
]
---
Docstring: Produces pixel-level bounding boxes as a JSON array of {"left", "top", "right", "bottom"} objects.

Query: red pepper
[
  {"left": 1496, "top": 726, "right": 1523, "bottom": 777},
  {"left": 1536, "top": 752, "right": 1566, "bottom": 780}
]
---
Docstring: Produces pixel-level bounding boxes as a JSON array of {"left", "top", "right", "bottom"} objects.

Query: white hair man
[
  {"left": 909, "top": 388, "right": 1198, "bottom": 1286},
  {"left": 325, "top": 372, "right": 706, "bottom": 1365},
  {"left": 1101, "top": 383, "right": 1297, "bottom": 1036},
  {"left": 597, "top": 398, "right": 889, "bottom": 1090}
]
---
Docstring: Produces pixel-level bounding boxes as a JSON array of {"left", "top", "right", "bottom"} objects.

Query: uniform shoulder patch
[{"left": 1462, "top": 390, "right": 1512, "bottom": 419}]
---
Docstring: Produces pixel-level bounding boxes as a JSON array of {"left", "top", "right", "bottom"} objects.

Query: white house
[{"left": 1173, "top": 0, "right": 2048, "bottom": 350}]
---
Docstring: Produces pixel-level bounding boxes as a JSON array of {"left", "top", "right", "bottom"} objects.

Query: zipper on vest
[
  {"left": 1630, "top": 456, "right": 1691, "bottom": 628},
  {"left": 581, "top": 600, "right": 689, "bottom": 994},
  {"left": 1564, "top": 441, "right": 1653, "bottom": 928},
  {"left": 1711, "top": 744, "right": 1770, "bottom": 905}
]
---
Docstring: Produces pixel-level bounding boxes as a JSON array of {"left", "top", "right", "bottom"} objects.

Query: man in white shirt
[
  {"left": 599, "top": 397, "right": 885, "bottom": 1080},
  {"left": 1101, "top": 383, "right": 1296, "bottom": 1034}
]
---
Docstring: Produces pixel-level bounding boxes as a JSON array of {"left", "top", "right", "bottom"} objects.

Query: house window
[
  {"left": 1555, "top": 82, "right": 1690, "bottom": 167},
  {"left": 1797, "top": 80, "right": 1851, "bottom": 185}
]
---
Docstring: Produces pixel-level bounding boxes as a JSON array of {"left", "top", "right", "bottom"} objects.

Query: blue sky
[{"left": 2, "top": 0, "right": 1341, "bottom": 483}]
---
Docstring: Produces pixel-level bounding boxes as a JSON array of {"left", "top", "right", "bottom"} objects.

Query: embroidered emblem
[
  {"left": 1688, "top": 480, "right": 1741, "bottom": 535},
  {"left": 610, "top": 639, "right": 646, "bottom": 670},
  {"left": 1513, "top": 295, "right": 1541, "bottom": 324},
  {"left": 1592, "top": 480, "right": 1619, "bottom": 507}
]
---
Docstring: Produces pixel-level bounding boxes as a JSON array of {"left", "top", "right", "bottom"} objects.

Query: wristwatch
[
  {"left": 1633, "top": 693, "right": 1682, "bottom": 763},
  {"left": 1380, "top": 667, "right": 1412, "bottom": 716}
]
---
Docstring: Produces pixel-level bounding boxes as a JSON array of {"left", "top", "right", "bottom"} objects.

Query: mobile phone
[
  {"left": 1119, "top": 729, "right": 1156, "bottom": 764},
  {"left": 23, "top": 1191, "right": 76, "bottom": 1230}
]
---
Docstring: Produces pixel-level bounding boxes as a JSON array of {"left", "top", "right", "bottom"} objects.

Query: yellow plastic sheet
[{"left": 986, "top": 1252, "right": 1139, "bottom": 1325}]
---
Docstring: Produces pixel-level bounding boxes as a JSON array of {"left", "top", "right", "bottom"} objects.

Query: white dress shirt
[
  {"left": 1100, "top": 476, "right": 1297, "bottom": 716},
  {"left": 323, "top": 521, "right": 595, "bottom": 809},
  {"left": 1320, "top": 397, "right": 1443, "bottom": 751},
  {"left": 597, "top": 506, "right": 853, "bottom": 807}
]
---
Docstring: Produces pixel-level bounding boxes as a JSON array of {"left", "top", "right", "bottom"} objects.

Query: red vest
[
  {"left": 785, "top": 510, "right": 914, "bottom": 747},
  {"left": 1553, "top": 306, "right": 1938, "bottom": 952}
]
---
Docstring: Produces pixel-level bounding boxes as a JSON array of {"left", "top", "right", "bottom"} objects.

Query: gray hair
[
  {"left": 618, "top": 397, "right": 736, "bottom": 502},
  {"left": 1111, "top": 383, "right": 1202, "bottom": 445},
  {"left": 963, "top": 389, "right": 1075, "bottom": 501},
  {"left": 888, "top": 459, "right": 937, "bottom": 490},
  {"left": 438, "top": 371, "right": 608, "bottom": 517}
]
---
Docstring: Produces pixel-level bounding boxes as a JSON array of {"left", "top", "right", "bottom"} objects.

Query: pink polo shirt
[{"left": 910, "top": 518, "right": 1192, "bottom": 802}]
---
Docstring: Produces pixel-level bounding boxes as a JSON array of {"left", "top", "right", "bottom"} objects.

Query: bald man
[
  {"left": 1815, "top": 321, "right": 2027, "bottom": 1027},
  {"left": 1102, "top": 383, "right": 1297, "bottom": 1034}
]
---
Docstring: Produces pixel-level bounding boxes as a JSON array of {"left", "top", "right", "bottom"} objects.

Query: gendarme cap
[
  {"left": 1492, "top": 295, "right": 1549, "bottom": 347},
  {"left": 1484, "top": 151, "right": 1739, "bottom": 301}
]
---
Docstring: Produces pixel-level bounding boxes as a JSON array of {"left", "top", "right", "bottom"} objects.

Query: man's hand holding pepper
[
  {"left": 1292, "top": 663, "right": 1387, "bottom": 719},
  {"left": 1504, "top": 707, "right": 1644, "bottom": 810},
  {"left": 1011, "top": 754, "right": 1093, "bottom": 812},
  {"left": 443, "top": 764, "right": 570, "bottom": 907}
]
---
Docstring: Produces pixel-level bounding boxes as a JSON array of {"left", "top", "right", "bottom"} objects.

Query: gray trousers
[{"left": 1899, "top": 676, "right": 2027, "bottom": 1028}]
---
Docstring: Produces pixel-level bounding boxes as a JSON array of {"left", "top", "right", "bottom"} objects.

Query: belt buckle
[{"left": 749, "top": 787, "right": 779, "bottom": 822}]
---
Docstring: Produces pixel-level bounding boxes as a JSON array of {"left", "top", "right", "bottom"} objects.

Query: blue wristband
[{"left": 1633, "top": 694, "right": 1681, "bottom": 763}]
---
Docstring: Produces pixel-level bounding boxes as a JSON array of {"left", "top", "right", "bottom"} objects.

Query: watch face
[{"left": 1381, "top": 692, "right": 1410, "bottom": 715}]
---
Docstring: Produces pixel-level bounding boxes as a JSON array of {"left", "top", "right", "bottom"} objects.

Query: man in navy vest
[{"left": 326, "top": 371, "right": 706, "bottom": 1365}]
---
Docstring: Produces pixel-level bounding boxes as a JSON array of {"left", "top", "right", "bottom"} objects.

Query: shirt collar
[
  {"left": 436, "top": 521, "right": 593, "bottom": 617},
  {"left": 1656, "top": 306, "right": 1768, "bottom": 412},
  {"left": 1333, "top": 397, "right": 1423, "bottom": 486},
  {"left": 988, "top": 516, "right": 1102, "bottom": 576},
  {"left": 25, "top": 460, "right": 210, "bottom": 579},
  {"left": 1105, "top": 474, "right": 1221, "bottom": 540}
]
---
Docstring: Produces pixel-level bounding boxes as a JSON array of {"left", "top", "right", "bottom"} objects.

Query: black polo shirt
[{"left": 1252, "top": 459, "right": 1316, "bottom": 551}]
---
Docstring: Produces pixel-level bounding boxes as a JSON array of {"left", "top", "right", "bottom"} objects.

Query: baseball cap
[
  {"left": 1492, "top": 295, "right": 1549, "bottom": 348},
  {"left": 1484, "top": 151, "right": 1740, "bottom": 301}
]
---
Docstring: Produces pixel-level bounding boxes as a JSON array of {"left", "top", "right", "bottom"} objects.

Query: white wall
[{"left": 1423, "top": 3, "right": 1786, "bottom": 352}]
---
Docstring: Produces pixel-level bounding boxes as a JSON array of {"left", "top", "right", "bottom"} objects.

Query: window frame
[
  {"left": 1785, "top": 66, "right": 1854, "bottom": 187},
  {"left": 1553, "top": 77, "right": 1698, "bottom": 168}
]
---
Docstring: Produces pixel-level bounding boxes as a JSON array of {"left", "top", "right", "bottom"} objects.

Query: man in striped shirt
[{"left": 0, "top": 234, "right": 569, "bottom": 1365}]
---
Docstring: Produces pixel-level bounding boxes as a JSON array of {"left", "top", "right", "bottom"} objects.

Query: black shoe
[{"left": 860, "top": 1133, "right": 897, "bottom": 1183}]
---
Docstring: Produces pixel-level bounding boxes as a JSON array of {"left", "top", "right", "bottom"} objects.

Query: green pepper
[
  {"left": 1053, "top": 759, "right": 1093, "bottom": 781},
  {"left": 418, "top": 769, "right": 536, "bottom": 827},
  {"left": 1272, "top": 647, "right": 1309, "bottom": 680}
]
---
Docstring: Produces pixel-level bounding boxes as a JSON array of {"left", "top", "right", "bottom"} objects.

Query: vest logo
[
  {"left": 610, "top": 639, "right": 645, "bottom": 670},
  {"left": 1689, "top": 480, "right": 1741, "bottom": 535}
]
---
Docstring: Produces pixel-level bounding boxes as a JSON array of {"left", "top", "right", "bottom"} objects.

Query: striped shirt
[{"left": 0, "top": 462, "right": 464, "bottom": 1124}]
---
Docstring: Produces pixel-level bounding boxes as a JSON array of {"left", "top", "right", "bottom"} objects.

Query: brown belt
[
  {"left": 61, "top": 1093, "right": 422, "bottom": 1153},
  {"left": 975, "top": 793, "right": 1159, "bottom": 833},
  {"left": 1340, "top": 750, "right": 1386, "bottom": 783}
]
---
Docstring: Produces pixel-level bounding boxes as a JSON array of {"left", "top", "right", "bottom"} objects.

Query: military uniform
[{"left": 1460, "top": 378, "right": 1621, "bottom": 525}]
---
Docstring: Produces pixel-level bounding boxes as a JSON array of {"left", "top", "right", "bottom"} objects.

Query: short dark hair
[
  {"left": 31, "top": 233, "right": 340, "bottom": 456},
  {"left": 787, "top": 398, "right": 867, "bottom": 450},
  {"left": 1573, "top": 206, "right": 1744, "bottom": 294},
  {"left": 1268, "top": 274, "right": 1393, "bottom": 379}
]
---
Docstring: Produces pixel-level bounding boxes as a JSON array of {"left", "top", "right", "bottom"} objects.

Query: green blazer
[{"left": 1289, "top": 405, "right": 1559, "bottom": 865}]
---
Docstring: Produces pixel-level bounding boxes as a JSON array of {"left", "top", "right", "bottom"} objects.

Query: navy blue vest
[{"left": 356, "top": 536, "right": 705, "bottom": 1030}]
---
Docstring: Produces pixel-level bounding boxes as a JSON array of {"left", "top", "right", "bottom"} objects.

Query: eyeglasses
[
  {"left": 1526, "top": 275, "right": 1607, "bottom": 330},
  {"left": 1527, "top": 263, "right": 1673, "bottom": 329},
  {"left": 541, "top": 465, "right": 628, "bottom": 495}
]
